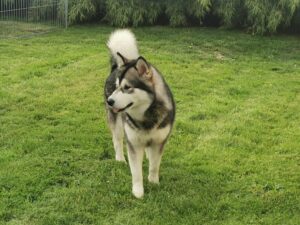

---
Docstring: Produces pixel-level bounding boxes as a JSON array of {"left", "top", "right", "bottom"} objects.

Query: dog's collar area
[
  {"left": 125, "top": 112, "right": 140, "bottom": 129},
  {"left": 125, "top": 111, "right": 170, "bottom": 130}
]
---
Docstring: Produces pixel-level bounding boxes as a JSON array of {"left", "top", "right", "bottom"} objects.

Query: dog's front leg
[
  {"left": 127, "top": 143, "right": 144, "bottom": 198},
  {"left": 147, "top": 144, "right": 164, "bottom": 184},
  {"left": 110, "top": 114, "right": 125, "bottom": 162}
]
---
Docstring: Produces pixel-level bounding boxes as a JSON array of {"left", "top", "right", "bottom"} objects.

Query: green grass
[
  {"left": 0, "top": 21, "right": 58, "bottom": 38},
  {"left": 0, "top": 25, "right": 299, "bottom": 225}
]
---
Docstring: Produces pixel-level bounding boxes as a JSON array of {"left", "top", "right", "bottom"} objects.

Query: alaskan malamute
[{"left": 104, "top": 29, "right": 175, "bottom": 198}]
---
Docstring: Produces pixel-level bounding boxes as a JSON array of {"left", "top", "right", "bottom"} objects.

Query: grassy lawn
[
  {"left": 0, "top": 25, "right": 299, "bottom": 225},
  {"left": 0, "top": 21, "right": 58, "bottom": 39}
]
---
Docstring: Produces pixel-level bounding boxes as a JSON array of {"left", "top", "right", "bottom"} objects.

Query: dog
[{"left": 104, "top": 29, "right": 175, "bottom": 198}]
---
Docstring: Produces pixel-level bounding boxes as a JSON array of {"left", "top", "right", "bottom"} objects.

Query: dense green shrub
[
  {"left": 290, "top": 6, "right": 300, "bottom": 32},
  {"left": 212, "top": 0, "right": 246, "bottom": 28},
  {"left": 245, "top": 0, "right": 300, "bottom": 34},
  {"left": 165, "top": 0, "right": 211, "bottom": 26},
  {"left": 104, "top": 0, "right": 162, "bottom": 26},
  {"left": 65, "top": 0, "right": 300, "bottom": 34},
  {"left": 68, "top": 0, "right": 97, "bottom": 23}
]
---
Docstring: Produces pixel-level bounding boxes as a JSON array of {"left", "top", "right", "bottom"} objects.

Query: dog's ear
[
  {"left": 117, "top": 52, "right": 129, "bottom": 66},
  {"left": 136, "top": 56, "right": 152, "bottom": 79}
]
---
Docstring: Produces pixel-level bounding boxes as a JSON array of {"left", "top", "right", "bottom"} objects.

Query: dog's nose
[{"left": 107, "top": 98, "right": 115, "bottom": 106}]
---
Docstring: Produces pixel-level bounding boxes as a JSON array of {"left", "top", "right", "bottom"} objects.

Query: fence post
[{"left": 64, "top": 0, "right": 68, "bottom": 28}]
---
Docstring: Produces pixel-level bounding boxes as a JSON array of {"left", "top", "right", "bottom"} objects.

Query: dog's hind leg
[{"left": 109, "top": 112, "right": 125, "bottom": 162}]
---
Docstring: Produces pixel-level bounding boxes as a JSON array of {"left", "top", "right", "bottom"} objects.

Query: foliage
[
  {"left": 212, "top": 0, "right": 246, "bottom": 28},
  {"left": 165, "top": 0, "right": 211, "bottom": 26},
  {"left": 3, "top": 0, "right": 294, "bottom": 34},
  {"left": 68, "top": 0, "right": 98, "bottom": 24},
  {"left": 244, "top": 0, "right": 300, "bottom": 34},
  {"left": 64, "top": 0, "right": 300, "bottom": 34},
  {"left": 290, "top": 6, "right": 300, "bottom": 32},
  {"left": 104, "top": 0, "right": 162, "bottom": 27}
]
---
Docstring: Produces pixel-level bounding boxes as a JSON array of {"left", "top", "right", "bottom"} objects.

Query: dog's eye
[{"left": 124, "top": 85, "right": 131, "bottom": 90}]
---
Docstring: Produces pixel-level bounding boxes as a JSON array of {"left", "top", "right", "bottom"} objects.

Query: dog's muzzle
[
  {"left": 107, "top": 99, "right": 133, "bottom": 113},
  {"left": 107, "top": 98, "right": 115, "bottom": 107}
]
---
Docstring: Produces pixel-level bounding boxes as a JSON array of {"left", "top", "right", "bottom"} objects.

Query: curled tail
[{"left": 107, "top": 29, "right": 139, "bottom": 67}]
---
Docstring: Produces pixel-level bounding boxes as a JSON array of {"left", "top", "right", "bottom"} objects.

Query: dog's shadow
[
  {"left": 99, "top": 143, "right": 229, "bottom": 213},
  {"left": 142, "top": 159, "right": 230, "bottom": 211}
]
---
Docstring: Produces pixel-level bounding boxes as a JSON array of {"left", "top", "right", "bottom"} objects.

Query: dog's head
[{"left": 107, "top": 53, "right": 154, "bottom": 113}]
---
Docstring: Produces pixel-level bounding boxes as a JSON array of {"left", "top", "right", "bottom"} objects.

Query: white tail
[{"left": 107, "top": 29, "right": 139, "bottom": 66}]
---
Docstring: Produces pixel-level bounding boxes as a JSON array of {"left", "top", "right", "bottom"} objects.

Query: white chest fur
[{"left": 124, "top": 123, "right": 171, "bottom": 147}]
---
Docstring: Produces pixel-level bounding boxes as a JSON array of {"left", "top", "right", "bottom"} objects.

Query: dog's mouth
[{"left": 111, "top": 102, "right": 133, "bottom": 113}]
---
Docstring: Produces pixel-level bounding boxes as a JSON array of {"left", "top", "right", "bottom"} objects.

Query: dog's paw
[
  {"left": 132, "top": 184, "right": 144, "bottom": 198},
  {"left": 115, "top": 155, "right": 126, "bottom": 163},
  {"left": 148, "top": 174, "right": 159, "bottom": 184}
]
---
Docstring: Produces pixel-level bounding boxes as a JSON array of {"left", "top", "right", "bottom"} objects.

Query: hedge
[{"left": 67, "top": 0, "right": 300, "bottom": 34}]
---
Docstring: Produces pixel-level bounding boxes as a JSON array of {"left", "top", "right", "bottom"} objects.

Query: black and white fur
[{"left": 104, "top": 29, "right": 175, "bottom": 198}]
